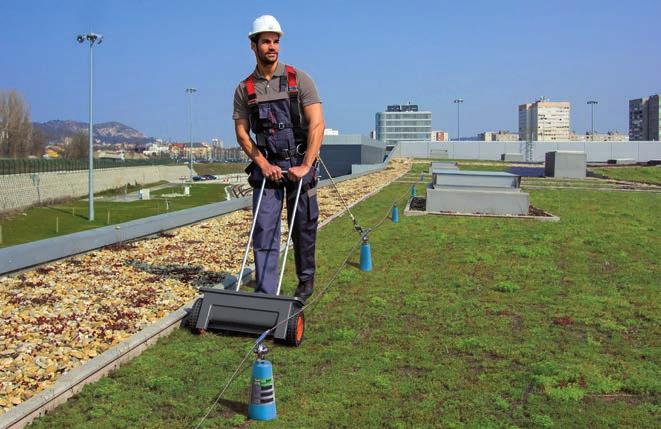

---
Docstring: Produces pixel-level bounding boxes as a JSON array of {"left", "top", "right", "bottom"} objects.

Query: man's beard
[{"left": 259, "top": 51, "right": 278, "bottom": 65}]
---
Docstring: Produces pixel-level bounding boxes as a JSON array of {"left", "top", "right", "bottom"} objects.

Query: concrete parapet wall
[
  {"left": 0, "top": 165, "right": 190, "bottom": 213},
  {"left": 392, "top": 140, "right": 661, "bottom": 162}
]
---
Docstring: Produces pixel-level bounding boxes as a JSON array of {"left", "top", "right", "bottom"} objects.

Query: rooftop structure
[
  {"left": 319, "top": 134, "right": 385, "bottom": 177},
  {"left": 426, "top": 169, "right": 529, "bottom": 215}
]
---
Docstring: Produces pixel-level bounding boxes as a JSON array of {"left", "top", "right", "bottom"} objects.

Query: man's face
[{"left": 251, "top": 32, "right": 280, "bottom": 65}]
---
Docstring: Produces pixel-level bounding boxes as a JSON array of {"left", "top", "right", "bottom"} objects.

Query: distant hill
[{"left": 33, "top": 120, "right": 156, "bottom": 145}]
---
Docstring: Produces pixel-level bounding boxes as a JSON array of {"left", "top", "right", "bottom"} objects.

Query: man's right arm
[{"left": 234, "top": 118, "right": 283, "bottom": 181}]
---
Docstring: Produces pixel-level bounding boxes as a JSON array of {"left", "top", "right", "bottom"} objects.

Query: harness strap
[
  {"left": 244, "top": 74, "right": 263, "bottom": 135},
  {"left": 285, "top": 65, "right": 306, "bottom": 143},
  {"left": 243, "top": 65, "right": 306, "bottom": 144}
]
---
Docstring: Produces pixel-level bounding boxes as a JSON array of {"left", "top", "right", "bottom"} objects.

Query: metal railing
[
  {"left": 0, "top": 158, "right": 180, "bottom": 175},
  {"left": 0, "top": 153, "right": 398, "bottom": 276}
]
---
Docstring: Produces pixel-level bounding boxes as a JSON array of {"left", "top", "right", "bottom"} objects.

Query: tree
[
  {"left": 30, "top": 127, "right": 47, "bottom": 157},
  {"left": 0, "top": 89, "right": 34, "bottom": 158},
  {"left": 62, "top": 131, "right": 89, "bottom": 159}
]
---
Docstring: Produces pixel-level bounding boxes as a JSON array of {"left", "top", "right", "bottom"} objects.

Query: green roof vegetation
[
  {"left": 28, "top": 166, "right": 659, "bottom": 428},
  {"left": 0, "top": 183, "right": 228, "bottom": 248}
]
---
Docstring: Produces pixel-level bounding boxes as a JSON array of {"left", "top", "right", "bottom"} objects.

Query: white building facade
[
  {"left": 376, "top": 104, "right": 432, "bottom": 148},
  {"left": 519, "top": 99, "right": 571, "bottom": 141}
]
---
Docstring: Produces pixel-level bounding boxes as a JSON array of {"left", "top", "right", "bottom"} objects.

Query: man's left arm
[{"left": 288, "top": 102, "right": 324, "bottom": 180}]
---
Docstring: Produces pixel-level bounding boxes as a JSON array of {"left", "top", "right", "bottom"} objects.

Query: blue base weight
[
  {"left": 248, "top": 360, "right": 277, "bottom": 421},
  {"left": 392, "top": 206, "right": 399, "bottom": 223},
  {"left": 248, "top": 403, "right": 277, "bottom": 421}
]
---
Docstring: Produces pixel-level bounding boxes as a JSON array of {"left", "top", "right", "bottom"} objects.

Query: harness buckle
[
  {"left": 277, "top": 122, "right": 286, "bottom": 130},
  {"left": 296, "top": 144, "right": 306, "bottom": 156}
]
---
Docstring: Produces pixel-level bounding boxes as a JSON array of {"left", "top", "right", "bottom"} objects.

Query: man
[{"left": 233, "top": 15, "right": 325, "bottom": 302}]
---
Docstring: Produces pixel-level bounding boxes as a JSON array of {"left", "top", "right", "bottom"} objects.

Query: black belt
[
  {"left": 259, "top": 121, "right": 293, "bottom": 130},
  {"left": 267, "top": 144, "right": 306, "bottom": 161}
]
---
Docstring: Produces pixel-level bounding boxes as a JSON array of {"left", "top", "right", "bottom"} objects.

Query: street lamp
[
  {"left": 185, "top": 88, "right": 197, "bottom": 180},
  {"left": 587, "top": 100, "right": 598, "bottom": 141},
  {"left": 453, "top": 99, "right": 464, "bottom": 141},
  {"left": 76, "top": 32, "right": 103, "bottom": 221}
]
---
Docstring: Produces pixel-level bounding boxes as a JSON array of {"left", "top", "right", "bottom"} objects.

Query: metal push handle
[
  {"left": 235, "top": 177, "right": 267, "bottom": 291},
  {"left": 276, "top": 177, "right": 304, "bottom": 295},
  {"left": 235, "top": 168, "right": 298, "bottom": 292}
]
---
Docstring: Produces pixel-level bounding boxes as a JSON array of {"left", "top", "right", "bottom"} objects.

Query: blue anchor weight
[
  {"left": 248, "top": 343, "right": 277, "bottom": 421},
  {"left": 391, "top": 204, "right": 399, "bottom": 224},
  {"left": 360, "top": 236, "right": 373, "bottom": 272}
]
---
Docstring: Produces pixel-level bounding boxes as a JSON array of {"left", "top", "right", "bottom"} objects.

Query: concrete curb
[{"left": 0, "top": 160, "right": 409, "bottom": 429}]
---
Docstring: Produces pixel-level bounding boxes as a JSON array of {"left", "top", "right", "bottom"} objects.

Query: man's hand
[
  {"left": 287, "top": 164, "right": 310, "bottom": 181},
  {"left": 260, "top": 162, "right": 283, "bottom": 181}
]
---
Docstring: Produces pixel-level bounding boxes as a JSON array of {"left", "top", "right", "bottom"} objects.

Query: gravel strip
[{"left": 0, "top": 158, "right": 411, "bottom": 414}]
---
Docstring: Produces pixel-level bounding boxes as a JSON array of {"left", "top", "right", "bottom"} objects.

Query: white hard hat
[{"left": 248, "top": 15, "right": 283, "bottom": 39}]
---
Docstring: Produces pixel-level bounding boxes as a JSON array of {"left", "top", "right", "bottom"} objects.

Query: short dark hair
[{"left": 250, "top": 34, "right": 260, "bottom": 44}]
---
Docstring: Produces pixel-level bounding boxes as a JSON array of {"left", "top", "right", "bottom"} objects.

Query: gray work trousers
[{"left": 252, "top": 185, "right": 318, "bottom": 294}]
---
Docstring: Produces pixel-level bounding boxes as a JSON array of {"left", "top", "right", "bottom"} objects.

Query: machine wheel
[
  {"left": 187, "top": 298, "right": 203, "bottom": 333},
  {"left": 284, "top": 306, "right": 305, "bottom": 347}
]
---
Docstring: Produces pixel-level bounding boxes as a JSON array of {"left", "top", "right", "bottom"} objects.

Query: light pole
[
  {"left": 587, "top": 100, "right": 598, "bottom": 141},
  {"left": 453, "top": 99, "right": 463, "bottom": 141},
  {"left": 77, "top": 32, "right": 103, "bottom": 221},
  {"left": 185, "top": 88, "right": 197, "bottom": 180}
]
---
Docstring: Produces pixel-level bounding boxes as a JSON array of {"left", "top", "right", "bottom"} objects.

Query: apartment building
[
  {"left": 629, "top": 94, "right": 660, "bottom": 141},
  {"left": 519, "top": 99, "right": 571, "bottom": 141}
]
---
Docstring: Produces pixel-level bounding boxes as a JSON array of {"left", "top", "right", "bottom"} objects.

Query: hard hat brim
[{"left": 248, "top": 30, "right": 283, "bottom": 39}]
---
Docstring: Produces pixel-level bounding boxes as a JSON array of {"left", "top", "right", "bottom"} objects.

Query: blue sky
[{"left": 1, "top": 0, "right": 659, "bottom": 144}]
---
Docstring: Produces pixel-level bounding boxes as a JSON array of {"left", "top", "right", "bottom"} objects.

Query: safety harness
[{"left": 244, "top": 64, "right": 307, "bottom": 152}]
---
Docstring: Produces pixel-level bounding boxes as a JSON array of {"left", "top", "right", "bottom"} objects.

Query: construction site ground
[{"left": 22, "top": 159, "right": 660, "bottom": 428}]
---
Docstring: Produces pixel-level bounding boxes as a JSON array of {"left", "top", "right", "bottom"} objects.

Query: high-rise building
[
  {"left": 629, "top": 94, "right": 660, "bottom": 141},
  {"left": 375, "top": 103, "right": 432, "bottom": 147},
  {"left": 518, "top": 98, "right": 571, "bottom": 141}
]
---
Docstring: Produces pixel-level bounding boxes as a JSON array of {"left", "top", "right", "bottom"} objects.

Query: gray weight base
[{"left": 195, "top": 287, "right": 303, "bottom": 340}]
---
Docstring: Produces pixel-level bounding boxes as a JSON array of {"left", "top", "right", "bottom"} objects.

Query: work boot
[{"left": 294, "top": 279, "right": 314, "bottom": 303}]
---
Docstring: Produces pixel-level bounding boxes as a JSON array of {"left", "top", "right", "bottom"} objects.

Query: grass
[
  {"left": 193, "top": 163, "right": 249, "bottom": 176},
  {"left": 0, "top": 183, "right": 228, "bottom": 248},
  {"left": 94, "top": 180, "right": 169, "bottom": 197},
  {"left": 27, "top": 174, "right": 660, "bottom": 428},
  {"left": 590, "top": 166, "right": 661, "bottom": 185},
  {"left": 408, "top": 162, "right": 509, "bottom": 174}
]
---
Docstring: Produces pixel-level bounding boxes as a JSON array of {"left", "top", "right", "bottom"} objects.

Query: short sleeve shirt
[{"left": 232, "top": 62, "right": 321, "bottom": 128}]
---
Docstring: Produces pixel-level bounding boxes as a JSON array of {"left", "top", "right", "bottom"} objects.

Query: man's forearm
[
  {"left": 236, "top": 131, "right": 269, "bottom": 169},
  {"left": 303, "top": 119, "right": 324, "bottom": 167}
]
